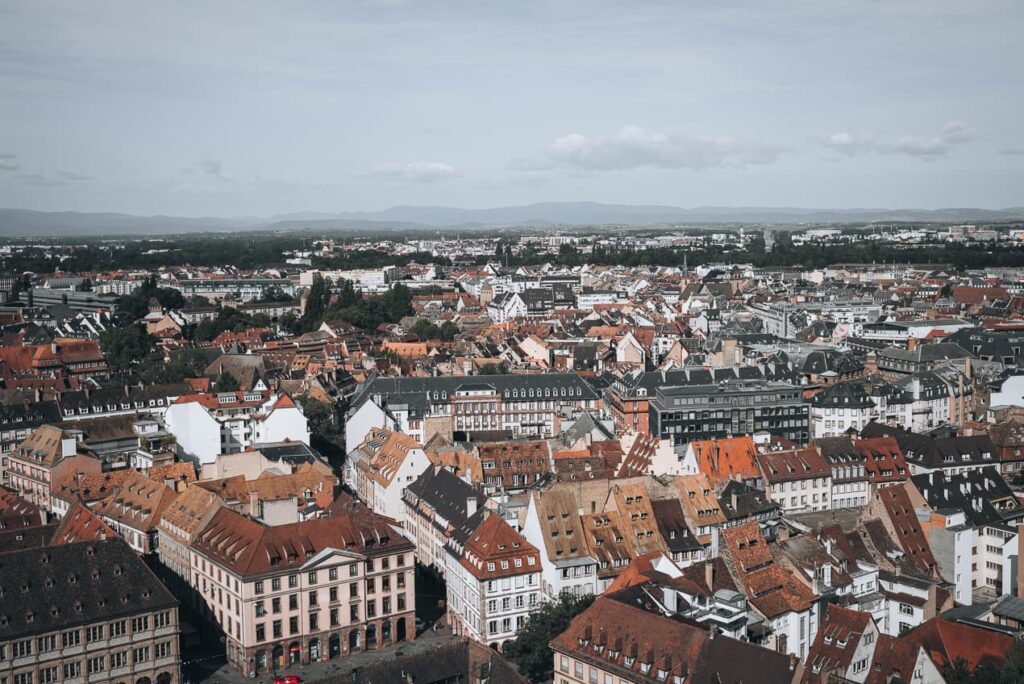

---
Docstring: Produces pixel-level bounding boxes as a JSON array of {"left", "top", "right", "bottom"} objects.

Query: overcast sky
[{"left": 0, "top": 0, "right": 1021, "bottom": 216}]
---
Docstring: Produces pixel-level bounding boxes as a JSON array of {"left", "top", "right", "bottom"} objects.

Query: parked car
[{"left": 274, "top": 676, "right": 302, "bottom": 684}]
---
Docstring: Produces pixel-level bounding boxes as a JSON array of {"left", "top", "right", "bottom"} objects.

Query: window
[
  {"left": 289, "top": 574, "right": 298, "bottom": 588},
  {"left": 88, "top": 656, "right": 106, "bottom": 675},
  {"left": 38, "top": 634, "right": 56, "bottom": 652},
  {"left": 255, "top": 580, "right": 264, "bottom": 594},
  {"left": 289, "top": 594, "right": 298, "bottom": 610},
  {"left": 309, "top": 613, "right": 319, "bottom": 631},
  {"left": 132, "top": 616, "right": 149, "bottom": 633},
  {"left": 40, "top": 667, "right": 59, "bottom": 684},
  {"left": 256, "top": 600, "right": 266, "bottom": 617},
  {"left": 273, "top": 620, "right": 282, "bottom": 639},
  {"left": 272, "top": 578, "right": 281, "bottom": 591},
  {"left": 256, "top": 623, "right": 266, "bottom": 642},
  {"left": 111, "top": 650, "right": 129, "bottom": 669},
  {"left": 133, "top": 646, "right": 150, "bottom": 664},
  {"left": 12, "top": 640, "right": 31, "bottom": 658},
  {"left": 272, "top": 598, "right": 281, "bottom": 613},
  {"left": 350, "top": 604, "right": 359, "bottom": 621},
  {"left": 560, "top": 655, "right": 569, "bottom": 673},
  {"left": 15, "top": 674, "right": 33, "bottom": 684},
  {"left": 308, "top": 571, "right": 318, "bottom": 584},
  {"left": 329, "top": 567, "right": 338, "bottom": 581},
  {"left": 350, "top": 583, "right": 359, "bottom": 598},
  {"left": 155, "top": 641, "right": 172, "bottom": 659},
  {"left": 899, "top": 603, "right": 914, "bottom": 616},
  {"left": 289, "top": 616, "right": 299, "bottom": 635},
  {"left": 155, "top": 611, "right": 172, "bottom": 629},
  {"left": 111, "top": 620, "right": 127, "bottom": 638},
  {"left": 63, "top": 663, "right": 82, "bottom": 679},
  {"left": 62, "top": 630, "right": 81, "bottom": 648}
]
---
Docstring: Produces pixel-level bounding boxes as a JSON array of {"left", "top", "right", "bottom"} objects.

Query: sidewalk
[{"left": 189, "top": 623, "right": 457, "bottom": 683}]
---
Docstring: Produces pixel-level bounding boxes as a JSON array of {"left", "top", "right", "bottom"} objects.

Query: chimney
[
  {"left": 704, "top": 561, "right": 715, "bottom": 590},
  {"left": 731, "top": 492, "right": 738, "bottom": 512},
  {"left": 907, "top": 336, "right": 919, "bottom": 352},
  {"left": 466, "top": 496, "right": 478, "bottom": 518}
]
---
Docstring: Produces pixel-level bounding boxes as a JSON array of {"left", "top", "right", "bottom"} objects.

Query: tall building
[
  {"left": 0, "top": 538, "right": 181, "bottom": 684},
  {"left": 188, "top": 499, "right": 415, "bottom": 676}
]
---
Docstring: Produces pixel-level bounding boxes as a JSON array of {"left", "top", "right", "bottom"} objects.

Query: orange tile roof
[{"left": 690, "top": 436, "right": 760, "bottom": 480}]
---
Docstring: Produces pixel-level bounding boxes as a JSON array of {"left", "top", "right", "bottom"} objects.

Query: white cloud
[
  {"left": 365, "top": 161, "right": 458, "bottom": 183},
  {"left": 544, "top": 125, "right": 782, "bottom": 172},
  {"left": 821, "top": 121, "right": 975, "bottom": 160}
]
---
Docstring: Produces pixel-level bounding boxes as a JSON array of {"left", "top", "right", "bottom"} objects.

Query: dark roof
[
  {"left": 0, "top": 538, "right": 177, "bottom": 640},
  {"left": 403, "top": 467, "right": 487, "bottom": 533},
  {"left": 862, "top": 423, "right": 997, "bottom": 470},
  {"left": 350, "top": 372, "right": 600, "bottom": 419},
  {"left": 810, "top": 379, "right": 910, "bottom": 409},
  {"left": 718, "top": 479, "right": 780, "bottom": 521},
  {"left": 650, "top": 499, "right": 703, "bottom": 554},
  {"left": 911, "top": 467, "right": 1022, "bottom": 527}
]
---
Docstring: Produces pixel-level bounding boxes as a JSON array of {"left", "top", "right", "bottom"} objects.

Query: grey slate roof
[{"left": 0, "top": 538, "right": 177, "bottom": 640}]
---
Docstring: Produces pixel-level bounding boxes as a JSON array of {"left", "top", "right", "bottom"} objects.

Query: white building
[
  {"left": 445, "top": 513, "right": 542, "bottom": 649},
  {"left": 164, "top": 391, "right": 309, "bottom": 465}
]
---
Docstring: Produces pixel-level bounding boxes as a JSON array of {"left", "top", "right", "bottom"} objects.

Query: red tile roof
[
  {"left": 50, "top": 500, "right": 118, "bottom": 545},
  {"left": 459, "top": 513, "right": 540, "bottom": 580},
  {"left": 876, "top": 483, "right": 936, "bottom": 574},
  {"left": 902, "top": 618, "right": 1013, "bottom": 672},
  {"left": 192, "top": 501, "right": 413, "bottom": 577}
]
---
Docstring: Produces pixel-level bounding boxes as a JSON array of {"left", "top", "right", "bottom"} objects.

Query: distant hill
[{"left": 2, "top": 203, "right": 1023, "bottom": 236}]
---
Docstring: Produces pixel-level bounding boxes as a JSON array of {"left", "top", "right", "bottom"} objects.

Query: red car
[{"left": 274, "top": 677, "right": 301, "bottom": 684}]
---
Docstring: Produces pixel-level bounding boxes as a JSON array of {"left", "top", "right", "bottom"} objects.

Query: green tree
[
  {"left": 139, "top": 348, "right": 209, "bottom": 384},
  {"left": 100, "top": 325, "right": 153, "bottom": 370},
  {"left": 299, "top": 274, "right": 330, "bottom": 333},
  {"left": 503, "top": 593, "right": 595, "bottom": 682},
  {"left": 298, "top": 395, "right": 344, "bottom": 462},
  {"left": 257, "top": 285, "right": 294, "bottom": 303}
]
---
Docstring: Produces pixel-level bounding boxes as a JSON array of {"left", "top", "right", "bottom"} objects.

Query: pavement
[{"left": 184, "top": 620, "right": 457, "bottom": 684}]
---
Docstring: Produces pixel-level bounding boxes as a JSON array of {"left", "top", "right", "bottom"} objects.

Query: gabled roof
[
  {"left": 802, "top": 604, "right": 872, "bottom": 683},
  {"left": 902, "top": 618, "right": 1013, "bottom": 672},
  {"left": 875, "top": 484, "right": 936, "bottom": 573},
  {"left": 459, "top": 514, "right": 539, "bottom": 581},
  {"left": 50, "top": 500, "right": 117, "bottom": 545}
]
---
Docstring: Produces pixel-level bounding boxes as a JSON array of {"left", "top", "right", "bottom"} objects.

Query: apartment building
[
  {"left": 188, "top": 501, "right": 415, "bottom": 676},
  {"left": 345, "top": 374, "right": 601, "bottom": 453},
  {"left": 92, "top": 470, "right": 177, "bottom": 554},
  {"left": 649, "top": 381, "right": 810, "bottom": 445},
  {"left": 7, "top": 425, "right": 99, "bottom": 512},
  {"left": 756, "top": 447, "right": 833, "bottom": 514},
  {"left": 0, "top": 538, "right": 180, "bottom": 684},
  {"left": 604, "top": 366, "right": 797, "bottom": 435},
  {"left": 350, "top": 427, "right": 432, "bottom": 527},
  {"left": 402, "top": 466, "right": 488, "bottom": 576},
  {"left": 444, "top": 513, "right": 541, "bottom": 649},
  {"left": 163, "top": 391, "right": 309, "bottom": 465}
]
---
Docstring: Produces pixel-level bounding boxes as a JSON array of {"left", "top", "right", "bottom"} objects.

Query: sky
[{"left": 0, "top": 0, "right": 1021, "bottom": 216}]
